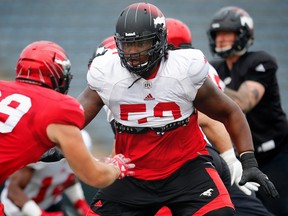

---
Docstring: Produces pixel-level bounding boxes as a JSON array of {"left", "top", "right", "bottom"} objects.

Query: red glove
[
  {"left": 74, "top": 199, "right": 90, "bottom": 216},
  {"left": 41, "top": 210, "right": 63, "bottom": 216},
  {"left": 106, "top": 154, "right": 135, "bottom": 179}
]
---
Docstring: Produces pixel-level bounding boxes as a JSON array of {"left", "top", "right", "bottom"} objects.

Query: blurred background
[{"left": 1, "top": 0, "right": 287, "bottom": 158}]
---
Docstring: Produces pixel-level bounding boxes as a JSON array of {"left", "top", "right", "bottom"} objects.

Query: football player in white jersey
[
  {"left": 78, "top": 2, "right": 278, "bottom": 215},
  {"left": 1, "top": 130, "right": 92, "bottom": 216}
]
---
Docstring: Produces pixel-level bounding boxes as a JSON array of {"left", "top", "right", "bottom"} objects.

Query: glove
[
  {"left": 39, "top": 147, "right": 64, "bottom": 162},
  {"left": 74, "top": 199, "right": 90, "bottom": 216},
  {"left": 105, "top": 154, "right": 135, "bottom": 179},
  {"left": 22, "top": 200, "right": 63, "bottom": 216},
  {"left": 220, "top": 148, "right": 260, "bottom": 195},
  {"left": 239, "top": 152, "right": 279, "bottom": 198}
]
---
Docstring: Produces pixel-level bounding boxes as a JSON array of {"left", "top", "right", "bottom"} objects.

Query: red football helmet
[
  {"left": 99, "top": 36, "right": 116, "bottom": 50},
  {"left": 16, "top": 41, "right": 72, "bottom": 94},
  {"left": 166, "top": 18, "right": 192, "bottom": 48},
  {"left": 88, "top": 36, "right": 117, "bottom": 69},
  {"left": 95, "top": 36, "right": 117, "bottom": 57}
]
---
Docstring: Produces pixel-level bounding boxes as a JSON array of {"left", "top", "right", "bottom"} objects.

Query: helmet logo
[
  {"left": 211, "top": 23, "right": 220, "bottom": 29},
  {"left": 240, "top": 16, "right": 253, "bottom": 29},
  {"left": 55, "top": 58, "right": 71, "bottom": 74},
  {"left": 125, "top": 32, "right": 136, "bottom": 37},
  {"left": 153, "top": 16, "right": 166, "bottom": 28}
]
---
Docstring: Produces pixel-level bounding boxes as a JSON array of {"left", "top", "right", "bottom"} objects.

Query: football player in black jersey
[{"left": 208, "top": 6, "right": 288, "bottom": 215}]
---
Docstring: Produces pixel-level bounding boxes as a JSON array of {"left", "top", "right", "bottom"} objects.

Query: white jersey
[
  {"left": 88, "top": 48, "right": 209, "bottom": 127},
  {"left": 1, "top": 130, "right": 92, "bottom": 215},
  {"left": 1, "top": 160, "right": 73, "bottom": 215}
]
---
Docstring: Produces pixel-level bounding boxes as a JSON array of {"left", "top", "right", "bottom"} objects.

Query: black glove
[
  {"left": 39, "top": 147, "right": 64, "bottom": 162},
  {"left": 239, "top": 152, "right": 279, "bottom": 198}
]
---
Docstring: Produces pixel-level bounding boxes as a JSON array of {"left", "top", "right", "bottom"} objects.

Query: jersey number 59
[{"left": 0, "top": 93, "right": 31, "bottom": 133}]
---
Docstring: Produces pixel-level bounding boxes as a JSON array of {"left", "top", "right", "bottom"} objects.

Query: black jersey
[{"left": 211, "top": 51, "right": 288, "bottom": 163}]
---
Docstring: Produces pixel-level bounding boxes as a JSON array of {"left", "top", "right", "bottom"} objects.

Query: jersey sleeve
[
  {"left": 27, "top": 162, "right": 48, "bottom": 170},
  {"left": 87, "top": 49, "right": 115, "bottom": 93},
  {"left": 245, "top": 51, "right": 278, "bottom": 88},
  {"left": 40, "top": 95, "right": 85, "bottom": 131},
  {"left": 187, "top": 49, "right": 209, "bottom": 90}
]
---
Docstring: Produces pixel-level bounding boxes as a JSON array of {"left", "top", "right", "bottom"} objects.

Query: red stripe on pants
[
  {"left": 193, "top": 167, "right": 234, "bottom": 215},
  {"left": 0, "top": 203, "right": 4, "bottom": 216},
  {"left": 86, "top": 208, "right": 100, "bottom": 216}
]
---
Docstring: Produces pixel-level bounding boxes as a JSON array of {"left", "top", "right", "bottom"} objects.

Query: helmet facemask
[
  {"left": 116, "top": 32, "right": 166, "bottom": 77},
  {"left": 50, "top": 58, "right": 72, "bottom": 94}
]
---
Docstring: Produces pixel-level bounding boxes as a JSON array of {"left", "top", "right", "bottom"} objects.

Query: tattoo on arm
[{"left": 224, "top": 82, "right": 262, "bottom": 113}]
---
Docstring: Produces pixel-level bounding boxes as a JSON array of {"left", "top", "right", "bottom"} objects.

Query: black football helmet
[
  {"left": 115, "top": 2, "right": 167, "bottom": 77},
  {"left": 207, "top": 6, "right": 254, "bottom": 58}
]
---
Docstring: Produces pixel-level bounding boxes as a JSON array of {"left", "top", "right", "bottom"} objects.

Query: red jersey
[{"left": 0, "top": 81, "right": 84, "bottom": 184}]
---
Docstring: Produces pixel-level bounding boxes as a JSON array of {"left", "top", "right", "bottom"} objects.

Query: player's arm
[
  {"left": 198, "top": 111, "right": 232, "bottom": 153},
  {"left": 194, "top": 78, "right": 278, "bottom": 198},
  {"left": 224, "top": 80, "right": 265, "bottom": 113},
  {"left": 77, "top": 86, "right": 104, "bottom": 127},
  {"left": 7, "top": 167, "right": 64, "bottom": 216},
  {"left": 47, "top": 124, "right": 134, "bottom": 188},
  {"left": 7, "top": 167, "right": 34, "bottom": 208},
  {"left": 195, "top": 78, "right": 253, "bottom": 153}
]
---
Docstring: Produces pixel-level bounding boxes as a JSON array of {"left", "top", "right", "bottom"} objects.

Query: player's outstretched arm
[
  {"left": 7, "top": 167, "right": 64, "bottom": 216},
  {"left": 47, "top": 124, "right": 135, "bottom": 188}
]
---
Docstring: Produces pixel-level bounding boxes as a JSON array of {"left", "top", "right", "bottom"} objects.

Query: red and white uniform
[
  {"left": 88, "top": 48, "right": 210, "bottom": 180},
  {"left": 1, "top": 160, "right": 74, "bottom": 214},
  {"left": 0, "top": 81, "right": 84, "bottom": 185},
  {"left": 0, "top": 130, "right": 92, "bottom": 215}
]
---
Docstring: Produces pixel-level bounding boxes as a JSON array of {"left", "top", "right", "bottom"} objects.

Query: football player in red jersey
[
  {"left": 78, "top": 2, "right": 278, "bottom": 215},
  {"left": 0, "top": 40, "right": 135, "bottom": 215},
  {"left": 1, "top": 130, "right": 92, "bottom": 216}
]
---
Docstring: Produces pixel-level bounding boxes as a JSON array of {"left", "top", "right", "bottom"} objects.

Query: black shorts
[{"left": 90, "top": 155, "right": 234, "bottom": 216}]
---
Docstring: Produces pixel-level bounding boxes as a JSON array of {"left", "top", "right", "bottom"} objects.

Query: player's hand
[
  {"left": 105, "top": 154, "right": 135, "bottom": 179},
  {"left": 220, "top": 148, "right": 260, "bottom": 195},
  {"left": 239, "top": 152, "right": 279, "bottom": 198},
  {"left": 74, "top": 199, "right": 90, "bottom": 216},
  {"left": 22, "top": 200, "right": 64, "bottom": 216},
  {"left": 41, "top": 210, "right": 63, "bottom": 216}
]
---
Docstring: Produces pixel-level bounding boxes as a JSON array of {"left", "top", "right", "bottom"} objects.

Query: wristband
[
  {"left": 220, "top": 148, "right": 237, "bottom": 163},
  {"left": 239, "top": 151, "right": 258, "bottom": 169},
  {"left": 22, "top": 200, "right": 42, "bottom": 216},
  {"left": 64, "top": 182, "right": 85, "bottom": 204}
]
